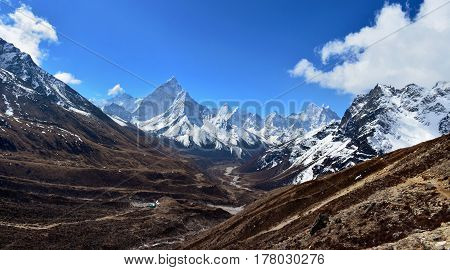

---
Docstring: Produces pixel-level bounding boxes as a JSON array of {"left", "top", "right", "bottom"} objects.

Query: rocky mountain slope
[
  {"left": 244, "top": 82, "right": 450, "bottom": 187},
  {"left": 101, "top": 78, "right": 339, "bottom": 158},
  {"left": 0, "top": 37, "right": 204, "bottom": 169},
  {"left": 0, "top": 38, "right": 137, "bottom": 156},
  {"left": 0, "top": 38, "right": 236, "bottom": 249},
  {"left": 183, "top": 134, "right": 450, "bottom": 249}
]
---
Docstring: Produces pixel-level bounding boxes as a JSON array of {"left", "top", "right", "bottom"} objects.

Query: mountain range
[
  {"left": 0, "top": 38, "right": 238, "bottom": 249},
  {"left": 241, "top": 82, "right": 450, "bottom": 188},
  {"left": 99, "top": 78, "right": 340, "bottom": 158},
  {"left": 99, "top": 75, "right": 449, "bottom": 186},
  {"left": 0, "top": 36, "right": 448, "bottom": 249},
  {"left": 2, "top": 34, "right": 448, "bottom": 189}
]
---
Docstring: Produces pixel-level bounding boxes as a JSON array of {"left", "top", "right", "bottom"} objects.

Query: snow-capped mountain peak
[
  {"left": 146, "top": 76, "right": 183, "bottom": 102},
  {"left": 131, "top": 76, "right": 184, "bottom": 121},
  {"left": 213, "top": 104, "right": 239, "bottom": 125},
  {"left": 291, "top": 101, "right": 340, "bottom": 130},
  {"left": 101, "top": 77, "right": 340, "bottom": 158},
  {"left": 0, "top": 38, "right": 100, "bottom": 118},
  {"left": 341, "top": 82, "right": 449, "bottom": 154},
  {"left": 433, "top": 81, "right": 450, "bottom": 90},
  {"left": 253, "top": 81, "right": 449, "bottom": 185},
  {"left": 162, "top": 90, "right": 208, "bottom": 125}
]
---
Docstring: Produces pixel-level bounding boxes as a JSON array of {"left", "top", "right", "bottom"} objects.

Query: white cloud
[
  {"left": 54, "top": 71, "right": 82, "bottom": 85},
  {"left": 107, "top": 84, "right": 124, "bottom": 96},
  {"left": 0, "top": 4, "right": 58, "bottom": 65},
  {"left": 289, "top": 0, "right": 450, "bottom": 95}
]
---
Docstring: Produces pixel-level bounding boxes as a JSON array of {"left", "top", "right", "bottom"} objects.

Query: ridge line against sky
[{"left": 0, "top": 0, "right": 448, "bottom": 116}]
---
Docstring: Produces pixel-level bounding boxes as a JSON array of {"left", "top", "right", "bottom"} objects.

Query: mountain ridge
[
  {"left": 0, "top": 38, "right": 237, "bottom": 249},
  {"left": 100, "top": 79, "right": 340, "bottom": 158},
  {"left": 242, "top": 81, "right": 449, "bottom": 187}
]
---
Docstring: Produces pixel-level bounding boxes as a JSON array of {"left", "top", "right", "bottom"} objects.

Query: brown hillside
[{"left": 183, "top": 134, "right": 450, "bottom": 249}]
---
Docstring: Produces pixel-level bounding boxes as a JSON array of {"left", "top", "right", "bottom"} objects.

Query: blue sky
[{"left": 0, "top": 0, "right": 428, "bottom": 116}]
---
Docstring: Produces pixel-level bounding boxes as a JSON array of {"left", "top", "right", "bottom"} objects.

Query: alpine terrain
[
  {"left": 183, "top": 134, "right": 450, "bottom": 249},
  {"left": 0, "top": 35, "right": 448, "bottom": 251},
  {"left": 101, "top": 78, "right": 340, "bottom": 158},
  {"left": 240, "top": 83, "right": 450, "bottom": 189},
  {"left": 0, "top": 38, "right": 243, "bottom": 249}
]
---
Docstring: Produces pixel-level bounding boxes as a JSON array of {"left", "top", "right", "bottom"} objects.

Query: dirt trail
[
  {"left": 0, "top": 209, "right": 138, "bottom": 230},
  {"left": 206, "top": 204, "right": 244, "bottom": 215}
]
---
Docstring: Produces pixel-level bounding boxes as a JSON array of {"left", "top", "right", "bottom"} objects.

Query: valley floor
[
  {"left": 0, "top": 154, "right": 251, "bottom": 249},
  {"left": 1, "top": 135, "right": 448, "bottom": 250}
]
